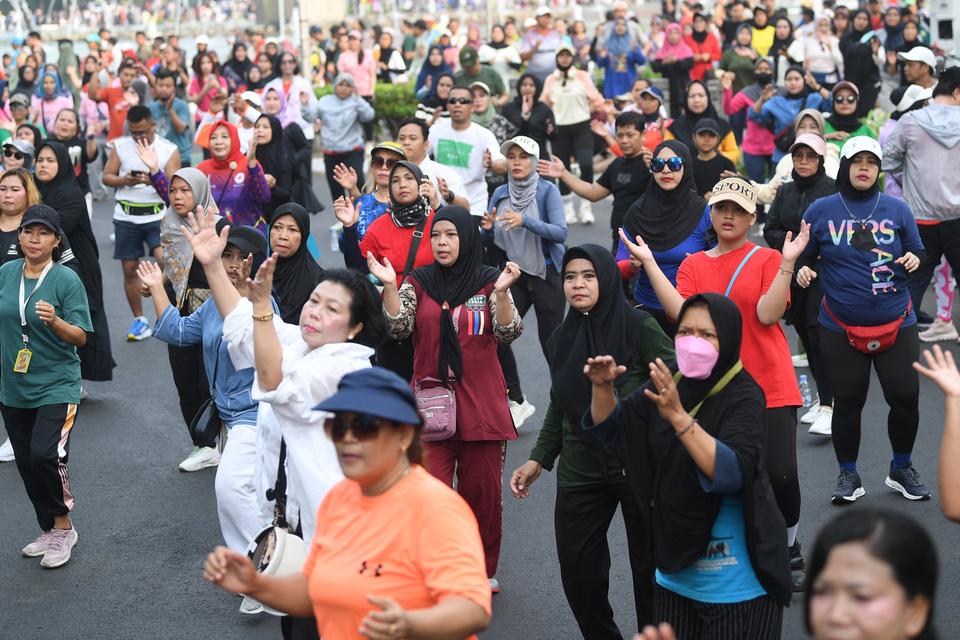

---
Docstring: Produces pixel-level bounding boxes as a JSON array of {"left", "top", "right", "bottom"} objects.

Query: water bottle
[
  {"left": 798, "top": 374, "right": 813, "bottom": 407},
  {"left": 329, "top": 222, "right": 343, "bottom": 253}
]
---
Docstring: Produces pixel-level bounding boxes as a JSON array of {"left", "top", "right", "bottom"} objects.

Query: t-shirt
[
  {"left": 519, "top": 29, "right": 564, "bottom": 80},
  {"left": 0, "top": 260, "right": 92, "bottom": 408},
  {"left": 597, "top": 154, "right": 652, "bottom": 231},
  {"left": 353, "top": 193, "right": 390, "bottom": 240},
  {"left": 99, "top": 86, "right": 133, "bottom": 141},
  {"left": 428, "top": 120, "right": 504, "bottom": 217},
  {"left": 677, "top": 242, "right": 802, "bottom": 408},
  {"left": 150, "top": 98, "right": 194, "bottom": 166},
  {"left": 693, "top": 154, "right": 736, "bottom": 198},
  {"left": 454, "top": 66, "right": 507, "bottom": 98},
  {"left": 304, "top": 466, "right": 492, "bottom": 640},
  {"left": 802, "top": 192, "right": 922, "bottom": 331},
  {"left": 0, "top": 229, "right": 77, "bottom": 270},
  {"left": 360, "top": 210, "right": 437, "bottom": 280}
]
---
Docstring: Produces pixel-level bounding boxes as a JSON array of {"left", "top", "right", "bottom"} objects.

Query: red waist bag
[{"left": 823, "top": 298, "right": 911, "bottom": 354}]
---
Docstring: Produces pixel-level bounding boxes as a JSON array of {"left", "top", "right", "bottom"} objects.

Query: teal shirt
[{"left": 0, "top": 260, "right": 91, "bottom": 408}]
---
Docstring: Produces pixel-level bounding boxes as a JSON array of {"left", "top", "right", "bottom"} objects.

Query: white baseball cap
[
  {"left": 840, "top": 136, "right": 883, "bottom": 161},
  {"left": 897, "top": 46, "right": 937, "bottom": 72},
  {"left": 535, "top": 6, "right": 552, "bottom": 17},
  {"left": 500, "top": 135, "right": 540, "bottom": 158},
  {"left": 195, "top": 34, "right": 209, "bottom": 45},
  {"left": 894, "top": 83, "right": 933, "bottom": 112},
  {"left": 241, "top": 90, "right": 262, "bottom": 108}
]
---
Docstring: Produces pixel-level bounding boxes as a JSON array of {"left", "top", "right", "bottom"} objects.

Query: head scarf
[
  {"left": 494, "top": 143, "right": 545, "bottom": 277},
  {"left": 794, "top": 107, "right": 826, "bottom": 135},
  {"left": 35, "top": 70, "right": 64, "bottom": 99},
  {"left": 667, "top": 81, "right": 732, "bottom": 149},
  {"left": 548, "top": 244, "right": 660, "bottom": 423},
  {"left": 841, "top": 8, "right": 872, "bottom": 53},
  {"left": 262, "top": 87, "right": 289, "bottom": 125},
  {"left": 673, "top": 294, "right": 743, "bottom": 413},
  {"left": 254, "top": 114, "right": 294, "bottom": 178},
  {"left": 388, "top": 160, "right": 430, "bottom": 228},
  {"left": 742, "top": 57, "right": 775, "bottom": 102},
  {"left": 14, "top": 65, "right": 37, "bottom": 97},
  {"left": 409, "top": 205, "right": 499, "bottom": 382},
  {"left": 784, "top": 65, "right": 810, "bottom": 99},
  {"left": 416, "top": 45, "right": 453, "bottom": 94},
  {"left": 421, "top": 72, "right": 454, "bottom": 110},
  {"left": 827, "top": 88, "right": 863, "bottom": 133},
  {"left": 161, "top": 168, "right": 218, "bottom": 306},
  {"left": 657, "top": 24, "right": 694, "bottom": 60},
  {"left": 513, "top": 72, "right": 543, "bottom": 103},
  {"left": 225, "top": 43, "right": 254, "bottom": 82},
  {"left": 245, "top": 66, "right": 268, "bottom": 91},
  {"left": 621, "top": 140, "right": 707, "bottom": 252},
  {"left": 836, "top": 146, "right": 881, "bottom": 200},
  {"left": 17, "top": 123, "right": 43, "bottom": 148},
  {"left": 608, "top": 19, "right": 635, "bottom": 57},
  {"left": 771, "top": 17, "right": 794, "bottom": 59},
  {"left": 0, "top": 80, "right": 8, "bottom": 110},
  {"left": 269, "top": 203, "right": 325, "bottom": 324},
  {"left": 471, "top": 86, "right": 496, "bottom": 129},
  {"left": 790, "top": 139, "right": 827, "bottom": 191},
  {"left": 197, "top": 121, "right": 246, "bottom": 173}
]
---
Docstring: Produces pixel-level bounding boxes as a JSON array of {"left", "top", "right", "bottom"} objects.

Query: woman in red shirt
[
  {"left": 620, "top": 175, "right": 811, "bottom": 591},
  {"left": 685, "top": 13, "right": 722, "bottom": 82}
]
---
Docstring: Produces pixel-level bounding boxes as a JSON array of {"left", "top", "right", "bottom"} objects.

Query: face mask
[
  {"left": 675, "top": 335, "right": 720, "bottom": 380},
  {"left": 755, "top": 73, "right": 773, "bottom": 86}
]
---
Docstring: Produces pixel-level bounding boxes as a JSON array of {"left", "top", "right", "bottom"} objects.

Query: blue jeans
[{"left": 742, "top": 152, "right": 772, "bottom": 183}]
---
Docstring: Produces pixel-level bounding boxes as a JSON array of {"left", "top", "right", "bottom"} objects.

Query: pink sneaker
[
  {"left": 40, "top": 527, "right": 78, "bottom": 569},
  {"left": 21, "top": 530, "right": 55, "bottom": 557}
]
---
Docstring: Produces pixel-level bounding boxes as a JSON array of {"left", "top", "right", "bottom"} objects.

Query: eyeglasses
[
  {"left": 447, "top": 97, "right": 472, "bottom": 105},
  {"left": 281, "top": 59, "right": 296, "bottom": 65},
  {"left": 371, "top": 156, "right": 398, "bottom": 169},
  {"left": 3, "top": 149, "right": 24, "bottom": 160},
  {"left": 791, "top": 151, "right": 820, "bottom": 162},
  {"left": 651, "top": 156, "right": 684, "bottom": 173},
  {"left": 834, "top": 94, "right": 858, "bottom": 104},
  {"left": 324, "top": 414, "right": 386, "bottom": 442}
]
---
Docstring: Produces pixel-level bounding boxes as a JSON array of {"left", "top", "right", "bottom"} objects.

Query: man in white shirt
[
  {"left": 396, "top": 117, "right": 470, "bottom": 211},
  {"left": 428, "top": 86, "right": 506, "bottom": 217}
]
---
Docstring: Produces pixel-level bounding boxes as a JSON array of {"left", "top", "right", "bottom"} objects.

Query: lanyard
[
  {"left": 673, "top": 360, "right": 745, "bottom": 418},
  {"left": 19, "top": 260, "right": 54, "bottom": 344}
]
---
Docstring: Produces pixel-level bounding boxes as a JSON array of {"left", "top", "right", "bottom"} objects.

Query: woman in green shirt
[
  {"left": 0, "top": 204, "right": 91, "bottom": 569},
  {"left": 823, "top": 81, "right": 876, "bottom": 150},
  {"left": 509, "top": 244, "right": 674, "bottom": 638}
]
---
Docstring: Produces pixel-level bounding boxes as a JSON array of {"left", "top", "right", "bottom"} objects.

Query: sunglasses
[
  {"left": 834, "top": 94, "right": 858, "bottom": 104},
  {"left": 651, "top": 156, "right": 684, "bottom": 173},
  {"left": 791, "top": 151, "right": 820, "bottom": 162},
  {"left": 324, "top": 413, "right": 386, "bottom": 442},
  {"left": 3, "top": 148, "right": 24, "bottom": 160},
  {"left": 447, "top": 97, "right": 472, "bottom": 105},
  {"left": 371, "top": 156, "right": 398, "bottom": 169}
]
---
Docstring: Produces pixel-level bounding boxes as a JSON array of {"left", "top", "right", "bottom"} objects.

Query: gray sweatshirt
[{"left": 882, "top": 102, "right": 960, "bottom": 222}]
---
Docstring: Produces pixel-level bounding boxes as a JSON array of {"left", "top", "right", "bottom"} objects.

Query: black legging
[
  {"left": 791, "top": 282, "right": 833, "bottom": 406},
  {"left": 820, "top": 324, "right": 920, "bottom": 465},
  {"left": 552, "top": 120, "right": 594, "bottom": 196},
  {"left": 167, "top": 343, "right": 213, "bottom": 448},
  {"left": 765, "top": 406, "right": 800, "bottom": 528}
]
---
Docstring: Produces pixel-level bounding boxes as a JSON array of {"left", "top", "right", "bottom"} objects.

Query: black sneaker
[
  {"left": 831, "top": 469, "right": 866, "bottom": 505},
  {"left": 916, "top": 309, "right": 935, "bottom": 330},
  {"left": 885, "top": 464, "right": 931, "bottom": 501},
  {"left": 789, "top": 541, "right": 807, "bottom": 592}
]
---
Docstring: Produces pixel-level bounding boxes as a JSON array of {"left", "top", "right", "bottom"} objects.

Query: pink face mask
[{"left": 675, "top": 335, "right": 719, "bottom": 379}]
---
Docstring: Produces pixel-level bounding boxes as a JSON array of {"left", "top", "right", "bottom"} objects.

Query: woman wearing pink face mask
[{"left": 583, "top": 293, "right": 791, "bottom": 639}]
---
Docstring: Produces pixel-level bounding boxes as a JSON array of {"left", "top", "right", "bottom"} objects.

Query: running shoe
[
  {"left": 885, "top": 464, "right": 931, "bottom": 501},
  {"left": 563, "top": 200, "right": 577, "bottom": 224},
  {"left": 126, "top": 316, "right": 152, "bottom": 341},
  {"left": 40, "top": 526, "right": 78, "bottom": 569},
  {"left": 578, "top": 205, "right": 595, "bottom": 225},
  {"left": 919, "top": 318, "right": 959, "bottom": 343},
  {"left": 489, "top": 578, "right": 501, "bottom": 594},
  {"left": 831, "top": 469, "right": 865, "bottom": 505},
  {"left": 0, "top": 437, "right": 14, "bottom": 462},
  {"left": 789, "top": 541, "right": 807, "bottom": 592},
  {"left": 509, "top": 397, "right": 536, "bottom": 430},
  {"left": 799, "top": 403, "right": 820, "bottom": 425},
  {"left": 791, "top": 354, "right": 809, "bottom": 368},
  {"left": 21, "top": 530, "right": 55, "bottom": 557},
  {"left": 808, "top": 406, "right": 833, "bottom": 436},
  {"left": 916, "top": 309, "right": 935, "bottom": 330},
  {"left": 178, "top": 446, "right": 220, "bottom": 472},
  {"left": 239, "top": 596, "right": 264, "bottom": 615}
]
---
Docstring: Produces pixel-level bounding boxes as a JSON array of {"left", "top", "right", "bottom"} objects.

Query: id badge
[{"left": 13, "top": 348, "right": 31, "bottom": 374}]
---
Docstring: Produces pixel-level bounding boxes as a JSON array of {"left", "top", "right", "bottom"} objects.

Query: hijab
[
  {"left": 263, "top": 87, "right": 289, "bottom": 126},
  {"left": 254, "top": 114, "right": 294, "bottom": 177},
  {"left": 388, "top": 160, "right": 430, "bottom": 228},
  {"left": 245, "top": 66, "right": 268, "bottom": 91},
  {"left": 771, "top": 17, "right": 794, "bottom": 58},
  {"left": 416, "top": 45, "right": 453, "bottom": 94},
  {"left": 471, "top": 88, "right": 496, "bottom": 129},
  {"left": 197, "top": 121, "right": 246, "bottom": 173},
  {"left": 225, "top": 43, "right": 254, "bottom": 81},
  {"left": 17, "top": 123, "right": 43, "bottom": 148},
  {"left": 621, "top": 140, "right": 707, "bottom": 252},
  {"left": 161, "top": 168, "right": 218, "bottom": 306},
  {"left": 836, "top": 148, "right": 880, "bottom": 200},
  {"left": 784, "top": 65, "right": 810, "bottom": 99},
  {"left": 14, "top": 65, "right": 36, "bottom": 97},
  {"left": 608, "top": 19, "right": 635, "bottom": 57},
  {"left": 549, "top": 244, "right": 654, "bottom": 423},
  {"left": 742, "top": 57, "right": 775, "bottom": 102},
  {"left": 409, "top": 205, "right": 499, "bottom": 382},
  {"left": 269, "top": 203, "right": 324, "bottom": 324},
  {"left": 668, "top": 81, "right": 732, "bottom": 148},
  {"left": 794, "top": 107, "right": 826, "bottom": 135},
  {"left": 657, "top": 24, "right": 694, "bottom": 60},
  {"left": 790, "top": 142, "right": 826, "bottom": 191},
  {"left": 841, "top": 9, "right": 872, "bottom": 54},
  {"left": 827, "top": 90, "right": 863, "bottom": 133},
  {"left": 420, "top": 72, "right": 454, "bottom": 109},
  {"left": 494, "top": 146, "right": 544, "bottom": 277}
]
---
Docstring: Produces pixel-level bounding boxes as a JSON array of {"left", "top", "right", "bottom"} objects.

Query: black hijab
[
  {"left": 771, "top": 17, "right": 794, "bottom": 59},
  {"left": 255, "top": 114, "right": 294, "bottom": 178},
  {"left": 673, "top": 293, "right": 743, "bottom": 408},
  {"left": 389, "top": 160, "right": 430, "bottom": 228},
  {"left": 827, "top": 98, "right": 863, "bottom": 133},
  {"left": 245, "top": 67, "right": 268, "bottom": 91},
  {"left": 225, "top": 43, "right": 254, "bottom": 81},
  {"left": 791, "top": 147, "right": 826, "bottom": 191},
  {"left": 784, "top": 65, "right": 811, "bottom": 100},
  {"left": 548, "top": 244, "right": 653, "bottom": 423},
  {"left": 409, "top": 206, "right": 499, "bottom": 382},
  {"left": 841, "top": 9, "right": 872, "bottom": 55},
  {"left": 421, "top": 72, "right": 454, "bottom": 109},
  {"left": 17, "top": 123, "right": 43, "bottom": 148},
  {"left": 269, "top": 203, "right": 324, "bottom": 324},
  {"left": 667, "top": 81, "right": 732, "bottom": 148},
  {"left": 836, "top": 150, "right": 880, "bottom": 200},
  {"left": 621, "top": 140, "right": 707, "bottom": 251},
  {"left": 13, "top": 65, "right": 36, "bottom": 97}
]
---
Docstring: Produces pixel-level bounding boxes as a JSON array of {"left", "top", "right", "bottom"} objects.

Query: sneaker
[
  {"left": 578, "top": 206, "right": 595, "bottom": 225},
  {"left": 239, "top": 595, "right": 264, "bottom": 615},
  {"left": 919, "top": 318, "right": 959, "bottom": 343},
  {"left": 799, "top": 404, "right": 821, "bottom": 425},
  {"left": 0, "top": 437, "right": 14, "bottom": 462},
  {"left": 789, "top": 541, "right": 807, "bottom": 592},
  {"left": 885, "top": 464, "right": 931, "bottom": 501},
  {"left": 40, "top": 526, "right": 78, "bottom": 569},
  {"left": 489, "top": 577, "right": 501, "bottom": 594},
  {"left": 126, "top": 316, "right": 152, "bottom": 341},
  {"left": 563, "top": 200, "right": 577, "bottom": 224},
  {"left": 79, "top": 386, "right": 89, "bottom": 402},
  {"left": 792, "top": 354, "right": 809, "bottom": 368},
  {"left": 178, "top": 446, "right": 220, "bottom": 472},
  {"left": 808, "top": 406, "right": 833, "bottom": 436},
  {"left": 509, "top": 397, "right": 536, "bottom": 429},
  {"left": 831, "top": 469, "right": 865, "bottom": 505},
  {"left": 21, "top": 530, "right": 55, "bottom": 557},
  {"left": 916, "top": 309, "right": 934, "bottom": 330}
]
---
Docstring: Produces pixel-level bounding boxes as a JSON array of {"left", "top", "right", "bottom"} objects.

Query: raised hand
[
  {"left": 418, "top": 177, "right": 438, "bottom": 208},
  {"left": 537, "top": 157, "right": 566, "bottom": 179},
  {"left": 247, "top": 254, "right": 277, "bottom": 308},
  {"left": 510, "top": 460, "right": 543, "bottom": 499},
  {"left": 366, "top": 252, "right": 397, "bottom": 287},
  {"left": 333, "top": 196, "right": 359, "bottom": 227},
  {"left": 915, "top": 345, "right": 960, "bottom": 398},
  {"left": 494, "top": 261, "right": 521, "bottom": 294},
  {"left": 720, "top": 71, "right": 734, "bottom": 91},
  {"left": 332, "top": 163, "right": 359, "bottom": 192},
  {"left": 135, "top": 137, "right": 159, "bottom": 173},
  {"left": 202, "top": 545, "right": 259, "bottom": 595},
  {"left": 481, "top": 207, "right": 496, "bottom": 231},
  {"left": 643, "top": 357, "right": 686, "bottom": 424},
  {"left": 618, "top": 228, "right": 654, "bottom": 266},
  {"left": 184, "top": 206, "right": 228, "bottom": 266},
  {"left": 235, "top": 253, "right": 254, "bottom": 298},
  {"left": 781, "top": 220, "right": 810, "bottom": 263},
  {"left": 136, "top": 260, "right": 164, "bottom": 289},
  {"left": 496, "top": 208, "right": 524, "bottom": 231},
  {"left": 246, "top": 134, "right": 258, "bottom": 165},
  {"left": 583, "top": 355, "right": 626, "bottom": 386}
]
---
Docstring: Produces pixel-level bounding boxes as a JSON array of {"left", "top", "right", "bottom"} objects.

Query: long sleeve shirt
[{"left": 304, "top": 93, "right": 375, "bottom": 153}]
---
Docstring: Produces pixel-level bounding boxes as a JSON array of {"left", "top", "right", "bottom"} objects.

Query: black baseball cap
[
  {"left": 226, "top": 225, "right": 267, "bottom": 257},
  {"left": 20, "top": 204, "right": 62, "bottom": 235},
  {"left": 695, "top": 117, "right": 720, "bottom": 136}
]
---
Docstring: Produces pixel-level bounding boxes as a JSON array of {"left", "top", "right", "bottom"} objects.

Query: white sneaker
[
  {"left": 563, "top": 199, "right": 577, "bottom": 224},
  {"left": 0, "top": 437, "right": 14, "bottom": 462},
  {"left": 578, "top": 205, "right": 595, "bottom": 225},
  {"left": 239, "top": 595, "right": 264, "bottom": 615},
  {"left": 79, "top": 386, "right": 89, "bottom": 401},
  {"left": 919, "top": 318, "right": 959, "bottom": 343},
  {"left": 792, "top": 354, "right": 809, "bottom": 368},
  {"left": 178, "top": 446, "right": 220, "bottom": 472},
  {"left": 489, "top": 577, "right": 501, "bottom": 593},
  {"left": 808, "top": 406, "right": 833, "bottom": 436},
  {"left": 800, "top": 404, "right": 821, "bottom": 425},
  {"left": 21, "top": 530, "right": 55, "bottom": 557},
  {"left": 509, "top": 397, "right": 536, "bottom": 429}
]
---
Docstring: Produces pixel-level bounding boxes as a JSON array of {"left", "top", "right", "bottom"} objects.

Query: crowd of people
[{"left": 1, "top": 1, "right": 959, "bottom": 639}]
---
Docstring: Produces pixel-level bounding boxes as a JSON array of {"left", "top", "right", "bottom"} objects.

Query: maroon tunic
[{"left": 409, "top": 279, "right": 517, "bottom": 442}]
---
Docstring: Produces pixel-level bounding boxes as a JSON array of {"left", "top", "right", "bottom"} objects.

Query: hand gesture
[
  {"left": 781, "top": 221, "right": 810, "bottom": 263},
  {"left": 235, "top": 253, "right": 255, "bottom": 298},
  {"left": 521, "top": 93, "right": 533, "bottom": 115},
  {"left": 720, "top": 71, "right": 734, "bottom": 91},
  {"left": 136, "top": 260, "right": 164, "bottom": 289},
  {"left": 299, "top": 90, "right": 310, "bottom": 105},
  {"left": 418, "top": 178, "right": 438, "bottom": 208},
  {"left": 246, "top": 254, "right": 277, "bottom": 308},
  {"left": 493, "top": 261, "right": 521, "bottom": 293},
  {"left": 804, "top": 70, "right": 819, "bottom": 88},
  {"left": 895, "top": 252, "right": 920, "bottom": 273},
  {"left": 135, "top": 137, "right": 159, "bottom": 173},
  {"left": 761, "top": 84, "right": 777, "bottom": 101},
  {"left": 914, "top": 345, "right": 960, "bottom": 398},
  {"left": 618, "top": 228, "right": 654, "bottom": 266},
  {"left": 496, "top": 208, "right": 524, "bottom": 231},
  {"left": 333, "top": 196, "right": 359, "bottom": 227},
  {"left": 583, "top": 355, "right": 626, "bottom": 386},
  {"left": 796, "top": 265, "right": 818, "bottom": 288},
  {"left": 264, "top": 173, "right": 277, "bottom": 188},
  {"left": 590, "top": 118, "right": 611, "bottom": 138},
  {"left": 361, "top": 595, "right": 411, "bottom": 640},
  {"left": 634, "top": 623, "right": 678, "bottom": 640},
  {"left": 510, "top": 460, "right": 543, "bottom": 499},
  {"left": 643, "top": 357, "right": 686, "bottom": 424},
  {"left": 870, "top": 37, "right": 881, "bottom": 53},
  {"left": 537, "top": 156, "right": 566, "bottom": 179},
  {"left": 332, "top": 163, "right": 359, "bottom": 192},
  {"left": 483, "top": 149, "right": 492, "bottom": 169},
  {"left": 202, "top": 545, "right": 259, "bottom": 595},
  {"left": 826, "top": 130, "right": 850, "bottom": 142},
  {"left": 246, "top": 134, "right": 258, "bottom": 165},
  {"left": 231, "top": 93, "right": 247, "bottom": 114},
  {"left": 366, "top": 252, "right": 397, "bottom": 287},
  {"left": 481, "top": 207, "right": 496, "bottom": 231},
  {"left": 641, "top": 147, "right": 653, "bottom": 167},
  {"left": 184, "top": 206, "right": 228, "bottom": 266},
  {"left": 34, "top": 300, "right": 58, "bottom": 326}
]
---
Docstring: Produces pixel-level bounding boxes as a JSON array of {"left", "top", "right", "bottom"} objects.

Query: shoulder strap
[
  {"left": 673, "top": 360, "right": 745, "bottom": 418},
  {"left": 399, "top": 215, "right": 429, "bottom": 285},
  {"left": 724, "top": 245, "right": 761, "bottom": 297},
  {"left": 266, "top": 439, "right": 289, "bottom": 528}
]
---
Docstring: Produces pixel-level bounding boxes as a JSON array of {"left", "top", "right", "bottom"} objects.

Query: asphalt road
[{"left": 1, "top": 178, "right": 957, "bottom": 640}]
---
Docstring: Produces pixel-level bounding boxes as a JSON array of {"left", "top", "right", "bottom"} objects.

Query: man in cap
[
  {"left": 898, "top": 46, "right": 938, "bottom": 90},
  {"left": 519, "top": 6, "right": 565, "bottom": 80},
  {"left": 149, "top": 68, "right": 193, "bottom": 166},
  {"left": 455, "top": 47, "right": 509, "bottom": 107}
]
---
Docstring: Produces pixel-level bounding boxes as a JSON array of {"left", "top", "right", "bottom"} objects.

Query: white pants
[{"left": 215, "top": 424, "right": 270, "bottom": 553}]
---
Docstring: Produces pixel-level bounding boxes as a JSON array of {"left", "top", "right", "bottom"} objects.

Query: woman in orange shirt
[{"left": 203, "top": 366, "right": 492, "bottom": 640}]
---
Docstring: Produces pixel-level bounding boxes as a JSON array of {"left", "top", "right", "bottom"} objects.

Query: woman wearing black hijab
[
  {"left": 254, "top": 114, "right": 295, "bottom": 220},
  {"left": 666, "top": 81, "right": 739, "bottom": 164},
  {"left": 17, "top": 123, "right": 44, "bottom": 149},
  {"left": 840, "top": 10, "right": 882, "bottom": 118},
  {"left": 501, "top": 73, "right": 556, "bottom": 161},
  {"left": 616, "top": 140, "right": 712, "bottom": 334},
  {"left": 511, "top": 244, "right": 674, "bottom": 636},
  {"left": 34, "top": 140, "right": 114, "bottom": 382},
  {"left": 268, "top": 203, "right": 323, "bottom": 324},
  {"left": 222, "top": 42, "right": 254, "bottom": 93},
  {"left": 584, "top": 293, "right": 792, "bottom": 638},
  {"left": 281, "top": 122, "right": 324, "bottom": 214},
  {"left": 13, "top": 65, "right": 37, "bottom": 99}
]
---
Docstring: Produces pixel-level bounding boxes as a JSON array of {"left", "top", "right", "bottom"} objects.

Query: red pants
[{"left": 423, "top": 439, "right": 506, "bottom": 578}]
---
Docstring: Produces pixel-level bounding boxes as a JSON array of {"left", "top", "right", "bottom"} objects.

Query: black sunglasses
[
  {"left": 324, "top": 413, "right": 386, "bottom": 442},
  {"left": 447, "top": 97, "right": 472, "bottom": 105},
  {"left": 3, "top": 148, "right": 24, "bottom": 160},
  {"left": 651, "top": 156, "right": 684, "bottom": 173},
  {"left": 834, "top": 94, "right": 858, "bottom": 104},
  {"left": 371, "top": 156, "right": 398, "bottom": 169}
]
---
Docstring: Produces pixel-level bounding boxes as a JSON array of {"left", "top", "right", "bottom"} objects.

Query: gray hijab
[
  {"left": 494, "top": 158, "right": 546, "bottom": 279},
  {"left": 161, "top": 168, "right": 219, "bottom": 305}
]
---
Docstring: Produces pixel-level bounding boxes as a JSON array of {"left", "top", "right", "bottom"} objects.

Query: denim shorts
[{"left": 113, "top": 220, "right": 161, "bottom": 260}]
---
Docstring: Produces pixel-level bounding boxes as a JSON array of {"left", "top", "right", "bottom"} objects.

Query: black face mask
[{"left": 755, "top": 73, "right": 773, "bottom": 85}]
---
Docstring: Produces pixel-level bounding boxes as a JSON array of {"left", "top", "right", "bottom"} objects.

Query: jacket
[
  {"left": 763, "top": 172, "right": 836, "bottom": 251},
  {"left": 303, "top": 93, "right": 375, "bottom": 153},
  {"left": 749, "top": 92, "right": 828, "bottom": 160},
  {"left": 485, "top": 180, "right": 567, "bottom": 268}
]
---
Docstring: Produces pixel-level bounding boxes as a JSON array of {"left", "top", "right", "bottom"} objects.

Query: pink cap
[{"left": 790, "top": 132, "right": 827, "bottom": 157}]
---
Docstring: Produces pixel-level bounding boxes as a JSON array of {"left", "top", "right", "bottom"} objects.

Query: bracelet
[
  {"left": 676, "top": 417, "right": 697, "bottom": 438},
  {"left": 779, "top": 267, "right": 795, "bottom": 276},
  {"left": 252, "top": 312, "right": 274, "bottom": 322}
]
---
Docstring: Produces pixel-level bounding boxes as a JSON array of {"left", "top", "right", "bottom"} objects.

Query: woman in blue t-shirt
[
  {"left": 616, "top": 140, "right": 714, "bottom": 336},
  {"left": 798, "top": 136, "right": 927, "bottom": 506}
]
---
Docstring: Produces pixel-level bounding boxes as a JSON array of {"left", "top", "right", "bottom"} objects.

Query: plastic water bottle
[
  {"left": 798, "top": 374, "right": 813, "bottom": 407},
  {"left": 329, "top": 222, "right": 343, "bottom": 253}
]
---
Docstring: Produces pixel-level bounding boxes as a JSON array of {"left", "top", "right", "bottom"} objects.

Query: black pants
[
  {"left": 791, "top": 282, "right": 833, "bottom": 406},
  {"left": 511, "top": 267, "right": 565, "bottom": 358},
  {"left": 820, "top": 324, "right": 920, "bottom": 465},
  {"left": 765, "top": 407, "right": 800, "bottom": 528},
  {"left": 556, "top": 482, "right": 654, "bottom": 638},
  {"left": 376, "top": 336, "right": 414, "bottom": 383},
  {"left": 167, "top": 343, "right": 214, "bottom": 448},
  {"left": 497, "top": 343, "right": 524, "bottom": 404},
  {"left": 323, "top": 150, "right": 365, "bottom": 203},
  {"left": 907, "top": 220, "right": 960, "bottom": 313},
  {"left": 553, "top": 121, "right": 594, "bottom": 196},
  {"left": 654, "top": 585, "right": 783, "bottom": 640},
  {"left": 2, "top": 403, "right": 78, "bottom": 531}
]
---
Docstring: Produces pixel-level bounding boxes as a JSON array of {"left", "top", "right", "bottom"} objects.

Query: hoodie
[{"left": 882, "top": 103, "right": 960, "bottom": 221}]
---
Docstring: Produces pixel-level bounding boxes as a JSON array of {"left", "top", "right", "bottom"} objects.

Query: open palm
[
  {"left": 184, "top": 206, "right": 227, "bottom": 266},
  {"left": 366, "top": 252, "right": 397, "bottom": 287},
  {"left": 618, "top": 228, "right": 654, "bottom": 265},
  {"left": 781, "top": 221, "right": 810, "bottom": 263}
]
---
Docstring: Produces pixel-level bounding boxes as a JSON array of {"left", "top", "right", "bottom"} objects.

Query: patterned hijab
[{"left": 161, "top": 167, "right": 218, "bottom": 306}]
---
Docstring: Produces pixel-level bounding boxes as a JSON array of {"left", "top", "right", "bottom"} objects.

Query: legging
[
  {"left": 792, "top": 282, "right": 833, "bottom": 406},
  {"left": 820, "top": 324, "right": 920, "bottom": 465},
  {"left": 765, "top": 406, "right": 800, "bottom": 528},
  {"left": 552, "top": 120, "right": 594, "bottom": 196},
  {"left": 934, "top": 256, "right": 955, "bottom": 321}
]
